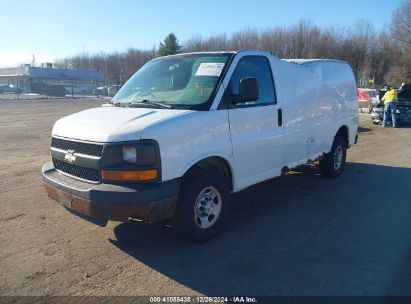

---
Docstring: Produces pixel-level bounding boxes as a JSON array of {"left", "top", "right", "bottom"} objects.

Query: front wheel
[
  {"left": 176, "top": 171, "right": 231, "bottom": 242},
  {"left": 319, "top": 136, "right": 347, "bottom": 178}
]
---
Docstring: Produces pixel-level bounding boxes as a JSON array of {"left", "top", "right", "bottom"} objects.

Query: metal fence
[{"left": 0, "top": 84, "right": 111, "bottom": 101}]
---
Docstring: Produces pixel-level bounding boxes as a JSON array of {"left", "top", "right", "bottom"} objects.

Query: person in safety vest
[{"left": 381, "top": 85, "right": 398, "bottom": 128}]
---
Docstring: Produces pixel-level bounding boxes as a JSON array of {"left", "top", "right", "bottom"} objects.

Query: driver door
[{"left": 226, "top": 55, "right": 284, "bottom": 190}]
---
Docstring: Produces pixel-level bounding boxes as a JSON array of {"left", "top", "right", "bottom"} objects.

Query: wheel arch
[
  {"left": 336, "top": 125, "right": 349, "bottom": 146},
  {"left": 182, "top": 156, "right": 234, "bottom": 191}
]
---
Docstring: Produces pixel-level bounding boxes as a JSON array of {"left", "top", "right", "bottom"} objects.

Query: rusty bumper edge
[{"left": 44, "top": 183, "right": 177, "bottom": 224}]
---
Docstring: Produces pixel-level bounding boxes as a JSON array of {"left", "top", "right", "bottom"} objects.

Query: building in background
[{"left": 0, "top": 63, "right": 104, "bottom": 97}]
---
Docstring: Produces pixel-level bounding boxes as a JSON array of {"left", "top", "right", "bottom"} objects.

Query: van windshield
[{"left": 112, "top": 54, "right": 232, "bottom": 110}]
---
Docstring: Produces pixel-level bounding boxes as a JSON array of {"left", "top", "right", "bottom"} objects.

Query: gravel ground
[{"left": 0, "top": 99, "right": 410, "bottom": 296}]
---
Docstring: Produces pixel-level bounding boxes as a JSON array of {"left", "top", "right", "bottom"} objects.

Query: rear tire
[
  {"left": 176, "top": 170, "right": 231, "bottom": 242},
  {"left": 319, "top": 136, "right": 347, "bottom": 178}
]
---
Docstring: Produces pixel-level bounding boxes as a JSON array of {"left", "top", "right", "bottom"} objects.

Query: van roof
[
  {"left": 283, "top": 59, "right": 347, "bottom": 64},
  {"left": 155, "top": 52, "right": 348, "bottom": 66}
]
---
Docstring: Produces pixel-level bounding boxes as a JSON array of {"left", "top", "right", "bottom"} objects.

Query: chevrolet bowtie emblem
[{"left": 64, "top": 150, "right": 76, "bottom": 163}]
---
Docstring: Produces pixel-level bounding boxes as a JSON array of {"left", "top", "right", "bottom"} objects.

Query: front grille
[
  {"left": 51, "top": 137, "right": 103, "bottom": 157},
  {"left": 53, "top": 158, "right": 101, "bottom": 182}
]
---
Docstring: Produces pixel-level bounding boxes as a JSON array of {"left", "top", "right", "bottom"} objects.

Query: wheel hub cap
[
  {"left": 194, "top": 186, "right": 222, "bottom": 229},
  {"left": 334, "top": 145, "right": 343, "bottom": 170}
]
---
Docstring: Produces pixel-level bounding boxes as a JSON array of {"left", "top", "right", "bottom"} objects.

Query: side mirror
[{"left": 235, "top": 77, "right": 259, "bottom": 104}]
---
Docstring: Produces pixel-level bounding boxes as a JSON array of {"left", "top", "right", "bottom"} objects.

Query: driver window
[{"left": 230, "top": 56, "right": 276, "bottom": 106}]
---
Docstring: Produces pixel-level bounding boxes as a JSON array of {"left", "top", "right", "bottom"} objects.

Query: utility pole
[
  {"left": 368, "top": 76, "right": 375, "bottom": 113},
  {"left": 17, "top": 75, "right": 19, "bottom": 101}
]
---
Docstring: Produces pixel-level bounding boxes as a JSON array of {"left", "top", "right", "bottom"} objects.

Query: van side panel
[
  {"left": 277, "top": 60, "right": 324, "bottom": 168},
  {"left": 302, "top": 61, "right": 358, "bottom": 153}
]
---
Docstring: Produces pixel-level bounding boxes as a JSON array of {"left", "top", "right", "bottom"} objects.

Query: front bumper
[{"left": 42, "top": 162, "right": 180, "bottom": 226}]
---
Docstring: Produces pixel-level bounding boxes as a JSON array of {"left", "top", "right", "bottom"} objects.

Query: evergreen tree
[{"left": 158, "top": 33, "right": 181, "bottom": 56}]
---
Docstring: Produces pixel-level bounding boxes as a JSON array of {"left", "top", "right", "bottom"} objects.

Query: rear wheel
[
  {"left": 176, "top": 170, "right": 231, "bottom": 242},
  {"left": 319, "top": 136, "right": 347, "bottom": 178}
]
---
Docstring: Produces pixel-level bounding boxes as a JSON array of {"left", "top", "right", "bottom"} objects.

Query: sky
[{"left": 0, "top": 0, "right": 403, "bottom": 67}]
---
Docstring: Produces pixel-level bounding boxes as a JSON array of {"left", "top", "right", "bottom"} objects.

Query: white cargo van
[{"left": 43, "top": 51, "right": 358, "bottom": 241}]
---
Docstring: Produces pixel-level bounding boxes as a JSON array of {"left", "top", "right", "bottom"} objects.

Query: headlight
[
  {"left": 102, "top": 140, "right": 160, "bottom": 182},
  {"left": 122, "top": 146, "right": 137, "bottom": 163}
]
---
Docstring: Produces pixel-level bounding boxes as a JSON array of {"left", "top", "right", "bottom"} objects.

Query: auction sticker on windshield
[{"left": 195, "top": 63, "right": 225, "bottom": 77}]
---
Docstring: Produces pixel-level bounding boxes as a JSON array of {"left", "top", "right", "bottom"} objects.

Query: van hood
[{"left": 52, "top": 106, "right": 190, "bottom": 143}]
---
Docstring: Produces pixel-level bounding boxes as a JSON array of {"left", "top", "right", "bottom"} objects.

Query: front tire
[
  {"left": 176, "top": 171, "right": 231, "bottom": 242},
  {"left": 319, "top": 136, "right": 347, "bottom": 178}
]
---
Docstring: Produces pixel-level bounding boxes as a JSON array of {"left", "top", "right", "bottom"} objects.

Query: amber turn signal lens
[{"left": 102, "top": 169, "right": 158, "bottom": 181}]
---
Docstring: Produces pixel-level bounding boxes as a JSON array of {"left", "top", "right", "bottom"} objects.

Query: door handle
[{"left": 278, "top": 109, "right": 282, "bottom": 126}]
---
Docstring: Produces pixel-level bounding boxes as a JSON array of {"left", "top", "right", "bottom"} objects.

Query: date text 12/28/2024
[{"left": 149, "top": 296, "right": 258, "bottom": 303}]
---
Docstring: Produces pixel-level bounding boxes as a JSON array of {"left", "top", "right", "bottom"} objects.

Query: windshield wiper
[
  {"left": 129, "top": 99, "right": 172, "bottom": 109},
  {"left": 110, "top": 101, "right": 125, "bottom": 107},
  {"left": 106, "top": 100, "right": 126, "bottom": 107}
]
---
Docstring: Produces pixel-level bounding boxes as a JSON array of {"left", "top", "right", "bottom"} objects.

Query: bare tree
[
  {"left": 57, "top": 0, "right": 411, "bottom": 87},
  {"left": 391, "top": 0, "right": 411, "bottom": 48}
]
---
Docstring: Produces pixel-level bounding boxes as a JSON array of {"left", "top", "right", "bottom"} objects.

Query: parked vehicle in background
[
  {"left": 42, "top": 51, "right": 358, "bottom": 242},
  {"left": 358, "top": 88, "right": 371, "bottom": 102},
  {"left": 371, "top": 84, "right": 411, "bottom": 124},
  {"left": 357, "top": 88, "right": 379, "bottom": 113},
  {"left": 65, "top": 86, "right": 93, "bottom": 96},
  {"left": 0, "top": 84, "right": 23, "bottom": 94},
  {"left": 108, "top": 85, "right": 122, "bottom": 97},
  {"left": 93, "top": 86, "right": 109, "bottom": 96}
]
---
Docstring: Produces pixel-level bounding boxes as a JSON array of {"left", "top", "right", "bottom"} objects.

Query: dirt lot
[{"left": 0, "top": 99, "right": 410, "bottom": 296}]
